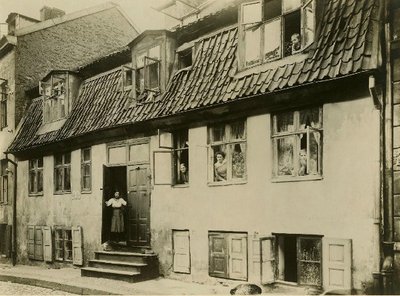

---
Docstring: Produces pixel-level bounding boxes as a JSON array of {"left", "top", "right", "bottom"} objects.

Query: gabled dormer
[
  {"left": 39, "top": 70, "right": 81, "bottom": 126},
  {"left": 128, "top": 30, "right": 176, "bottom": 100}
]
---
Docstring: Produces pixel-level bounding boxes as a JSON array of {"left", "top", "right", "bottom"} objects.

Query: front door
[{"left": 127, "top": 165, "right": 150, "bottom": 246}]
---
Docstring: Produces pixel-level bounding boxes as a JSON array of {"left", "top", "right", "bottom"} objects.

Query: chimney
[{"left": 40, "top": 6, "right": 65, "bottom": 21}]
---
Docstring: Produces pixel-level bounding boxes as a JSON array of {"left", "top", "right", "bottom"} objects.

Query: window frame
[
  {"left": 239, "top": 0, "right": 316, "bottom": 69},
  {"left": 29, "top": 158, "right": 43, "bottom": 196},
  {"left": 54, "top": 152, "right": 71, "bottom": 194},
  {"left": 0, "top": 81, "right": 8, "bottom": 130},
  {"left": 173, "top": 129, "right": 189, "bottom": 187},
  {"left": 135, "top": 45, "right": 162, "bottom": 96},
  {"left": 81, "top": 148, "right": 91, "bottom": 193},
  {"left": 271, "top": 107, "right": 323, "bottom": 182},
  {"left": 208, "top": 120, "right": 247, "bottom": 185},
  {"left": 54, "top": 227, "right": 73, "bottom": 262},
  {"left": 41, "top": 74, "right": 69, "bottom": 124}
]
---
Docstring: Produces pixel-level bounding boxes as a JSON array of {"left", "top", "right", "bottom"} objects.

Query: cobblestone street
[{"left": 0, "top": 281, "right": 74, "bottom": 295}]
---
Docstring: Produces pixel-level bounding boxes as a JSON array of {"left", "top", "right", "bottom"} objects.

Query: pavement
[{"left": 0, "top": 264, "right": 232, "bottom": 295}]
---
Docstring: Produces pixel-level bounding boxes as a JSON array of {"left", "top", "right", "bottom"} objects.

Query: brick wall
[{"left": 14, "top": 6, "right": 138, "bottom": 125}]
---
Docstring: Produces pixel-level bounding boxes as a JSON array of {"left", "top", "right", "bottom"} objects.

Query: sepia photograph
[{"left": 0, "top": 0, "right": 399, "bottom": 294}]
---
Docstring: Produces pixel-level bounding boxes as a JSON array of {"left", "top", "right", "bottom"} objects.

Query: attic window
[
  {"left": 178, "top": 48, "right": 193, "bottom": 69},
  {"left": 40, "top": 73, "right": 69, "bottom": 124},
  {"left": 239, "top": 0, "right": 315, "bottom": 68},
  {"left": 135, "top": 45, "right": 161, "bottom": 95}
]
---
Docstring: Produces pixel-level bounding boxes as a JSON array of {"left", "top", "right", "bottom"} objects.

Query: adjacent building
[{"left": 4, "top": 0, "right": 400, "bottom": 294}]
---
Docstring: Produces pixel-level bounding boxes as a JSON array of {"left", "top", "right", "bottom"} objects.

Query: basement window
[
  {"left": 55, "top": 228, "right": 72, "bottom": 262},
  {"left": 239, "top": 0, "right": 315, "bottom": 68}
]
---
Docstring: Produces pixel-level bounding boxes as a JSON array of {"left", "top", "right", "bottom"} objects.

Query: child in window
[{"left": 105, "top": 191, "right": 127, "bottom": 242}]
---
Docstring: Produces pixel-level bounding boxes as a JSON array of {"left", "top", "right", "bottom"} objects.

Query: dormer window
[
  {"left": 40, "top": 73, "right": 70, "bottom": 124},
  {"left": 135, "top": 45, "right": 161, "bottom": 95},
  {"left": 239, "top": 0, "right": 315, "bottom": 68}
]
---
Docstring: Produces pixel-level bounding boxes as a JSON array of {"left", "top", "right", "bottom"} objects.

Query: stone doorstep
[{"left": 0, "top": 274, "right": 117, "bottom": 295}]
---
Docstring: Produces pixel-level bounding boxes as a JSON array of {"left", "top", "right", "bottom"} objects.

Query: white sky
[{"left": 0, "top": 0, "right": 180, "bottom": 31}]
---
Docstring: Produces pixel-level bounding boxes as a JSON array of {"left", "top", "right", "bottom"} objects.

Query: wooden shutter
[
  {"left": 261, "top": 236, "right": 276, "bottom": 284},
  {"left": 72, "top": 226, "right": 83, "bottom": 265},
  {"left": 42, "top": 226, "right": 53, "bottom": 262},
  {"left": 322, "top": 238, "right": 352, "bottom": 292},
  {"left": 209, "top": 232, "right": 227, "bottom": 278},
  {"left": 173, "top": 230, "right": 191, "bottom": 273},
  {"left": 153, "top": 151, "right": 173, "bottom": 185},
  {"left": 228, "top": 233, "right": 248, "bottom": 280},
  {"left": 28, "top": 225, "right": 35, "bottom": 259},
  {"left": 251, "top": 238, "right": 261, "bottom": 282},
  {"left": 34, "top": 226, "right": 43, "bottom": 260}
]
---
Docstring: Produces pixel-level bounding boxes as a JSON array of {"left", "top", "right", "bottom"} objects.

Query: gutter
[{"left": 4, "top": 153, "right": 17, "bottom": 266}]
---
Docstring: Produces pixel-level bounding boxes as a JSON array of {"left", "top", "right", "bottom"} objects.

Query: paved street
[{"left": 0, "top": 281, "right": 74, "bottom": 295}]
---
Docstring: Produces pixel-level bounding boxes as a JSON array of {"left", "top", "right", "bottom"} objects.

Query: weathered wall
[
  {"left": 150, "top": 94, "right": 381, "bottom": 291},
  {"left": 16, "top": 143, "right": 106, "bottom": 265},
  {"left": 14, "top": 6, "right": 138, "bottom": 125}
]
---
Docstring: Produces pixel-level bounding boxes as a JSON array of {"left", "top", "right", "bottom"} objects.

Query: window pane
[
  {"left": 299, "top": 108, "right": 321, "bottom": 129},
  {"left": 282, "top": 0, "right": 301, "bottom": 13},
  {"left": 29, "top": 160, "right": 36, "bottom": 169},
  {"left": 55, "top": 168, "right": 63, "bottom": 191},
  {"left": 64, "top": 153, "right": 71, "bottom": 164},
  {"left": 231, "top": 143, "right": 246, "bottom": 179},
  {"left": 264, "top": 19, "right": 282, "bottom": 62},
  {"left": 136, "top": 68, "right": 145, "bottom": 93},
  {"left": 213, "top": 145, "right": 227, "bottom": 182},
  {"left": 211, "top": 125, "right": 225, "bottom": 143},
  {"left": 303, "top": 0, "right": 315, "bottom": 48},
  {"left": 284, "top": 10, "right": 301, "bottom": 56},
  {"left": 38, "top": 158, "right": 43, "bottom": 168},
  {"left": 83, "top": 176, "right": 91, "bottom": 189},
  {"left": 277, "top": 137, "right": 294, "bottom": 176},
  {"left": 83, "top": 164, "right": 90, "bottom": 176},
  {"left": 147, "top": 62, "right": 159, "bottom": 89},
  {"left": 276, "top": 112, "right": 294, "bottom": 133},
  {"left": 230, "top": 121, "right": 246, "bottom": 140},
  {"left": 299, "top": 238, "right": 321, "bottom": 261},
  {"left": 309, "top": 131, "right": 320, "bottom": 175},
  {"left": 299, "top": 262, "right": 321, "bottom": 285},
  {"left": 38, "top": 170, "right": 43, "bottom": 192},
  {"left": 244, "top": 25, "right": 261, "bottom": 67},
  {"left": 242, "top": 2, "right": 262, "bottom": 24},
  {"left": 82, "top": 148, "right": 91, "bottom": 162},
  {"left": 175, "top": 150, "right": 189, "bottom": 184},
  {"left": 55, "top": 155, "right": 62, "bottom": 166},
  {"left": 64, "top": 167, "right": 71, "bottom": 191},
  {"left": 264, "top": 0, "right": 282, "bottom": 20},
  {"left": 29, "top": 171, "right": 36, "bottom": 193}
]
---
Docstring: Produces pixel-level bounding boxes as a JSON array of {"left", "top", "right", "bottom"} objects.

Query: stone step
[
  {"left": 95, "top": 251, "right": 158, "bottom": 264},
  {"left": 89, "top": 259, "right": 147, "bottom": 272},
  {"left": 81, "top": 267, "right": 141, "bottom": 283}
]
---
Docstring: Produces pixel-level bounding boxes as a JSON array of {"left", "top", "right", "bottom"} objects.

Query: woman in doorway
[{"left": 105, "top": 191, "right": 127, "bottom": 242}]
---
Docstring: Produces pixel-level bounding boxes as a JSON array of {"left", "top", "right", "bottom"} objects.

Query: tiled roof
[{"left": 8, "top": 0, "right": 381, "bottom": 153}]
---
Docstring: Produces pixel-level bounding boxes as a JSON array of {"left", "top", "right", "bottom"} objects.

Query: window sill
[
  {"left": 271, "top": 175, "right": 323, "bottom": 183},
  {"left": 207, "top": 180, "right": 247, "bottom": 187},
  {"left": 173, "top": 184, "right": 189, "bottom": 188},
  {"left": 81, "top": 190, "right": 92, "bottom": 194},
  {"left": 29, "top": 193, "right": 43, "bottom": 197},
  {"left": 54, "top": 191, "right": 72, "bottom": 195}
]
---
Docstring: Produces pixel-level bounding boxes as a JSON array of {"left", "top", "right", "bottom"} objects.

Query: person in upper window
[
  {"left": 177, "top": 162, "right": 189, "bottom": 184},
  {"left": 298, "top": 149, "right": 307, "bottom": 176},
  {"left": 291, "top": 33, "right": 301, "bottom": 54},
  {"left": 214, "top": 151, "right": 227, "bottom": 181},
  {"left": 105, "top": 191, "right": 127, "bottom": 242}
]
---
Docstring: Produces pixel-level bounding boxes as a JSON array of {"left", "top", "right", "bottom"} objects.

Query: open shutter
[
  {"left": 261, "top": 236, "right": 276, "bottom": 284},
  {"left": 72, "top": 226, "right": 83, "bottom": 265},
  {"left": 34, "top": 226, "right": 43, "bottom": 260},
  {"left": 229, "top": 233, "right": 248, "bottom": 280},
  {"left": 42, "top": 226, "right": 53, "bottom": 262},
  {"left": 28, "top": 225, "right": 35, "bottom": 259},
  {"left": 322, "top": 238, "right": 352, "bottom": 293},
  {"left": 173, "top": 230, "right": 191, "bottom": 273},
  {"left": 251, "top": 238, "right": 261, "bottom": 282},
  {"left": 153, "top": 151, "right": 173, "bottom": 185},
  {"left": 301, "top": 0, "right": 315, "bottom": 49},
  {"left": 209, "top": 232, "right": 227, "bottom": 278}
]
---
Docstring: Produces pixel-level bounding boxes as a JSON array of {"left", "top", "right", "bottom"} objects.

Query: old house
[
  {"left": 0, "top": 2, "right": 138, "bottom": 264},
  {"left": 4, "top": 0, "right": 400, "bottom": 294}
]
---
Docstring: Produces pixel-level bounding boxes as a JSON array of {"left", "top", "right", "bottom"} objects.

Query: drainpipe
[{"left": 5, "top": 153, "right": 17, "bottom": 266}]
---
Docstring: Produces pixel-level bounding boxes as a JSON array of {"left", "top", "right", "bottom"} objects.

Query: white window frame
[
  {"left": 135, "top": 45, "right": 161, "bottom": 96},
  {"left": 208, "top": 120, "right": 247, "bottom": 185},
  {"left": 81, "top": 148, "right": 91, "bottom": 192},
  {"left": 54, "top": 227, "right": 73, "bottom": 262},
  {"left": 29, "top": 158, "right": 43, "bottom": 196},
  {"left": 239, "top": 0, "right": 316, "bottom": 69},
  {"left": 271, "top": 107, "right": 322, "bottom": 181},
  {"left": 54, "top": 152, "right": 71, "bottom": 194}
]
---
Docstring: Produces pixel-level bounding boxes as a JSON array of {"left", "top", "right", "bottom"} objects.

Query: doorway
[{"left": 102, "top": 166, "right": 127, "bottom": 243}]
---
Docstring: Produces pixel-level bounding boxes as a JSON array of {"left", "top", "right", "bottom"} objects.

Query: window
[
  {"left": 29, "top": 158, "right": 43, "bottom": 195},
  {"left": 178, "top": 48, "right": 193, "bottom": 69},
  {"left": 0, "top": 80, "right": 7, "bottom": 129},
  {"left": 135, "top": 45, "right": 161, "bottom": 95},
  {"left": 272, "top": 107, "right": 322, "bottom": 179},
  {"left": 275, "top": 235, "right": 322, "bottom": 286},
  {"left": 54, "top": 152, "right": 71, "bottom": 193},
  {"left": 81, "top": 148, "right": 91, "bottom": 192},
  {"left": 0, "top": 159, "right": 8, "bottom": 204},
  {"left": 40, "top": 74, "right": 68, "bottom": 123},
  {"left": 208, "top": 120, "right": 247, "bottom": 183},
  {"left": 209, "top": 232, "right": 248, "bottom": 280},
  {"left": 239, "top": 0, "right": 315, "bottom": 68},
  {"left": 173, "top": 130, "right": 189, "bottom": 185},
  {"left": 55, "top": 228, "right": 72, "bottom": 262}
]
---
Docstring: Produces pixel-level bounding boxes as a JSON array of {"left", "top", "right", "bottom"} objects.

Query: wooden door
[
  {"left": 127, "top": 165, "right": 150, "bottom": 246},
  {"left": 209, "top": 232, "right": 227, "bottom": 278},
  {"left": 229, "top": 233, "right": 248, "bottom": 280}
]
